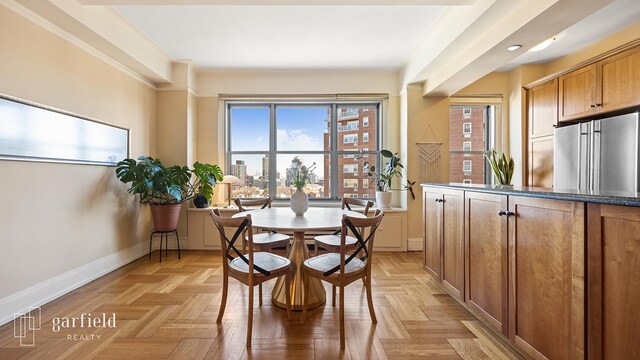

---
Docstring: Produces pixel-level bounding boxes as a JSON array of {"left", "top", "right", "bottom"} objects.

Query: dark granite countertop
[{"left": 421, "top": 183, "right": 640, "bottom": 207}]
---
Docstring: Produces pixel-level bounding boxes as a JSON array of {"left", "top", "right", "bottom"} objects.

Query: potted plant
[
  {"left": 357, "top": 149, "right": 415, "bottom": 209},
  {"left": 287, "top": 158, "right": 316, "bottom": 216},
  {"left": 115, "top": 156, "right": 223, "bottom": 231},
  {"left": 485, "top": 149, "right": 514, "bottom": 185}
]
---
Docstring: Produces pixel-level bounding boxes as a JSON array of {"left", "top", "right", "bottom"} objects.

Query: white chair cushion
[
  {"left": 303, "top": 253, "right": 365, "bottom": 274},
  {"left": 314, "top": 234, "right": 358, "bottom": 247},
  {"left": 229, "top": 252, "right": 291, "bottom": 274},
  {"left": 246, "top": 232, "right": 289, "bottom": 244}
]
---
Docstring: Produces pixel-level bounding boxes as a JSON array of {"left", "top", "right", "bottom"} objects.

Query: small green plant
[
  {"left": 484, "top": 149, "right": 514, "bottom": 185},
  {"left": 287, "top": 158, "right": 316, "bottom": 191},
  {"left": 357, "top": 149, "right": 416, "bottom": 199},
  {"left": 115, "top": 156, "right": 223, "bottom": 205}
]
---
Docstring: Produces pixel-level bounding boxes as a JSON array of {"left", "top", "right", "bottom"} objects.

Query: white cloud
[{"left": 276, "top": 128, "right": 323, "bottom": 151}]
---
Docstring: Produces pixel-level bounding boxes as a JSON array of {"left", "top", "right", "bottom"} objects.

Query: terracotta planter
[{"left": 150, "top": 204, "right": 182, "bottom": 231}]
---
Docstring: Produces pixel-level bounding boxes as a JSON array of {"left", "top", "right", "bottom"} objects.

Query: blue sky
[{"left": 230, "top": 106, "right": 328, "bottom": 178}]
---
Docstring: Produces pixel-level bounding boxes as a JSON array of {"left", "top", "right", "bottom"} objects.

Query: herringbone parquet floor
[{"left": 0, "top": 250, "right": 522, "bottom": 359}]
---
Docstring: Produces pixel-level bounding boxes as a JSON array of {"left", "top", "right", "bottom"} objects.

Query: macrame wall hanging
[{"left": 416, "top": 123, "right": 442, "bottom": 183}]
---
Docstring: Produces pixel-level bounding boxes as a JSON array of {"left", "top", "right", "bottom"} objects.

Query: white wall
[{"left": 0, "top": 4, "right": 156, "bottom": 324}]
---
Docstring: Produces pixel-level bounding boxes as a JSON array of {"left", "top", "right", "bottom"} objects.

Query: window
[
  {"left": 344, "top": 193, "right": 359, "bottom": 198},
  {"left": 363, "top": 116, "right": 369, "bottom": 127},
  {"left": 449, "top": 105, "right": 496, "bottom": 185},
  {"left": 463, "top": 179, "right": 472, "bottom": 184},
  {"left": 363, "top": 179, "right": 369, "bottom": 188},
  {"left": 227, "top": 102, "right": 380, "bottom": 199},
  {"left": 363, "top": 132, "right": 369, "bottom": 143},
  {"left": 343, "top": 134, "right": 358, "bottom": 144},
  {"left": 463, "top": 160, "right": 472, "bottom": 173},
  {"left": 343, "top": 179, "right": 359, "bottom": 188},
  {"left": 343, "top": 164, "right": 358, "bottom": 174},
  {"left": 463, "top": 122, "right": 472, "bottom": 137}
]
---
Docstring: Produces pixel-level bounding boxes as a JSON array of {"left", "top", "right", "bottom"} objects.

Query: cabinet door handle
[
  {"left": 590, "top": 104, "right": 597, "bottom": 108},
  {"left": 498, "top": 210, "right": 506, "bottom": 216},
  {"left": 434, "top": 198, "right": 444, "bottom": 203},
  {"left": 506, "top": 211, "right": 516, "bottom": 217},
  {"left": 595, "top": 103, "right": 602, "bottom": 107}
]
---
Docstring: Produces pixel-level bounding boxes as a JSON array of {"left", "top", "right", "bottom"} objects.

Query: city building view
[
  {"left": 449, "top": 106, "right": 488, "bottom": 184},
  {"left": 228, "top": 105, "right": 377, "bottom": 200}
]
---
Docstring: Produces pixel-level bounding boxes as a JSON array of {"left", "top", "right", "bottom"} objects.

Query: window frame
[{"left": 226, "top": 100, "right": 382, "bottom": 201}]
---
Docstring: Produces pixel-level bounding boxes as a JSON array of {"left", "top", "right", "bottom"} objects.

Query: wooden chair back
[
  {"left": 235, "top": 197, "right": 272, "bottom": 212},
  {"left": 325, "top": 210, "right": 384, "bottom": 278},
  {"left": 341, "top": 198, "right": 373, "bottom": 216}
]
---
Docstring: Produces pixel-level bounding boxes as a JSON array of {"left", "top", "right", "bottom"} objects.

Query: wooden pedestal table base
[{"left": 272, "top": 231, "right": 325, "bottom": 310}]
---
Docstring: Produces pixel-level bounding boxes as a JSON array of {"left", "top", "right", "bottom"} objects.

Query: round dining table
[{"left": 232, "top": 207, "right": 365, "bottom": 310}]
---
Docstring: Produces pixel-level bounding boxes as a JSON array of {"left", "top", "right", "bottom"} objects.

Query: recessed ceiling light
[
  {"left": 530, "top": 32, "right": 566, "bottom": 52},
  {"left": 507, "top": 45, "right": 522, "bottom": 52}
]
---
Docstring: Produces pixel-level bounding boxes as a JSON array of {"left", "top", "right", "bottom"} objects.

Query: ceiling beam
[{"left": 77, "top": 0, "right": 473, "bottom": 5}]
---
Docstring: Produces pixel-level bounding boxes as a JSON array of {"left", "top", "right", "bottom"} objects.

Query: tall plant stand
[{"left": 149, "top": 230, "right": 180, "bottom": 262}]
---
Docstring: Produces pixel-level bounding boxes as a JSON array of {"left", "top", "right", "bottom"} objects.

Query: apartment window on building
[
  {"left": 363, "top": 132, "right": 369, "bottom": 142},
  {"left": 363, "top": 178, "right": 369, "bottom": 188},
  {"left": 449, "top": 104, "right": 497, "bottom": 185},
  {"left": 343, "top": 163, "right": 358, "bottom": 175},
  {"left": 343, "top": 179, "right": 359, "bottom": 188},
  {"left": 227, "top": 101, "right": 381, "bottom": 200},
  {"left": 463, "top": 122, "right": 472, "bottom": 138},
  {"left": 343, "top": 134, "right": 358, "bottom": 144},
  {"left": 363, "top": 116, "right": 369, "bottom": 127}
]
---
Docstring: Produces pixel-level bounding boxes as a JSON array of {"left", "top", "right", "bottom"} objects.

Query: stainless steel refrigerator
[{"left": 553, "top": 112, "right": 639, "bottom": 192}]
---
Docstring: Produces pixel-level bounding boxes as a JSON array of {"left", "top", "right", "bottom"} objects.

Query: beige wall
[
  {"left": 405, "top": 90, "right": 450, "bottom": 239},
  {"left": 0, "top": 5, "right": 156, "bottom": 302}
]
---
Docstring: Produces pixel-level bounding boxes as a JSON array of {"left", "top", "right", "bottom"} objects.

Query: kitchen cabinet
[
  {"left": 423, "top": 187, "right": 464, "bottom": 299},
  {"left": 464, "top": 191, "right": 508, "bottom": 335},
  {"left": 528, "top": 136, "right": 554, "bottom": 188},
  {"left": 527, "top": 79, "right": 557, "bottom": 188},
  {"left": 374, "top": 211, "right": 406, "bottom": 251},
  {"left": 508, "top": 196, "right": 585, "bottom": 360},
  {"left": 587, "top": 203, "right": 640, "bottom": 359},
  {"left": 559, "top": 64, "right": 597, "bottom": 122},
  {"left": 559, "top": 46, "right": 640, "bottom": 122},
  {"left": 596, "top": 45, "right": 640, "bottom": 114}
]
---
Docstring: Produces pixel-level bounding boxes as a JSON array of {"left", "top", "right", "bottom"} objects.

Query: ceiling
[
  {"left": 499, "top": 0, "right": 640, "bottom": 71},
  {"left": 116, "top": 5, "right": 447, "bottom": 69}
]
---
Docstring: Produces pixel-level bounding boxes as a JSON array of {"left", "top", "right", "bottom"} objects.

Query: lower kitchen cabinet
[
  {"left": 587, "top": 203, "right": 640, "bottom": 359},
  {"left": 464, "top": 191, "right": 508, "bottom": 335},
  {"left": 508, "top": 196, "right": 585, "bottom": 360},
  {"left": 374, "top": 211, "right": 407, "bottom": 250},
  {"left": 423, "top": 187, "right": 464, "bottom": 300}
]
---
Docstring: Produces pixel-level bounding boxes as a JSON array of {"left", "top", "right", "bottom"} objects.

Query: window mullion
[
  {"left": 330, "top": 104, "right": 338, "bottom": 199},
  {"left": 269, "top": 104, "right": 277, "bottom": 198}
]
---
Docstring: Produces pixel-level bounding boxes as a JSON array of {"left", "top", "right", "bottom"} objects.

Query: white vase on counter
[
  {"left": 290, "top": 189, "right": 309, "bottom": 216},
  {"left": 375, "top": 191, "right": 392, "bottom": 209}
]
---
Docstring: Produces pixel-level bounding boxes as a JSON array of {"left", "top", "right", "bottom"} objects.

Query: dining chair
[
  {"left": 314, "top": 198, "right": 373, "bottom": 305},
  {"left": 235, "top": 197, "right": 291, "bottom": 305},
  {"left": 302, "top": 210, "right": 384, "bottom": 349},
  {"left": 209, "top": 209, "right": 292, "bottom": 348}
]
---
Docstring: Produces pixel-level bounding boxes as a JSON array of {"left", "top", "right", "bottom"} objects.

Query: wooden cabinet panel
[
  {"left": 508, "top": 196, "right": 584, "bottom": 360},
  {"left": 423, "top": 188, "right": 442, "bottom": 279},
  {"left": 597, "top": 46, "right": 640, "bottom": 113},
  {"left": 559, "top": 64, "right": 597, "bottom": 122},
  {"left": 441, "top": 190, "right": 464, "bottom": 300},
  {"left": 375, "top": 213, "right": 403, "bottom": 248},
  {"left": 529, "top": 136, "right": 554, "bottom": 188},
  {"left": 528, "top": 79, "right": 558, "bottom": 138},
  {"left": 587, "top": 204, "right": 640, "bottom": 360},
  {"left": 464, "top": 191, "right": 508, "bottom": 335}
]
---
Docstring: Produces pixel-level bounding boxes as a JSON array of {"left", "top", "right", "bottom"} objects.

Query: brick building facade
[
  {"left": 449, "top": 107, "right": 486, "bottom": 184},
  {"left": 323, "top": 106, "right": 377, "bottom": 198}
]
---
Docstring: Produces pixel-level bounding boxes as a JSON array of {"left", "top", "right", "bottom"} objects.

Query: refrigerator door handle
[
  {"left": 592, "top": 121, "right": 601, "bottom": 192},
  {"left": 579, "top": 123, "right": 590, "bottom": 191}
]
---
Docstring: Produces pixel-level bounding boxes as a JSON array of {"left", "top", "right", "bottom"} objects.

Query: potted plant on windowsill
[
  {"left": 115, "top": 156, "right": 223, "bottom": 231},
  {"left": 357, "top": 149, "right": 415, "bottom": 209}
]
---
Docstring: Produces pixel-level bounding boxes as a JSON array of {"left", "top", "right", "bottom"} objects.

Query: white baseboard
[
  {"left": 408, "top": 237, "right": 423, "bottom": 251},
  {"left": 0, "top": 241, "right": 149, "bottom": 326}
]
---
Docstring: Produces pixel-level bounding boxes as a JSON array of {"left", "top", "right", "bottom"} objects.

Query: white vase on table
[{"left": 290, "top": 189, "right": 309, "bottom": 216}]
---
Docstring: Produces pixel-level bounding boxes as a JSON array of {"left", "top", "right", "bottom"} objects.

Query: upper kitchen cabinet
[
  {"left": 559, "top": 64, "right": 597, "bottom": 122},
  {"left": 559, "top": 45, "right": 640, "bottom": 122},
  {"left": 528, "top": 78, "right": 558, "bottom": 137},
  {"left": 596, "top": 46, "right": 640, "bottom": 114}
]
